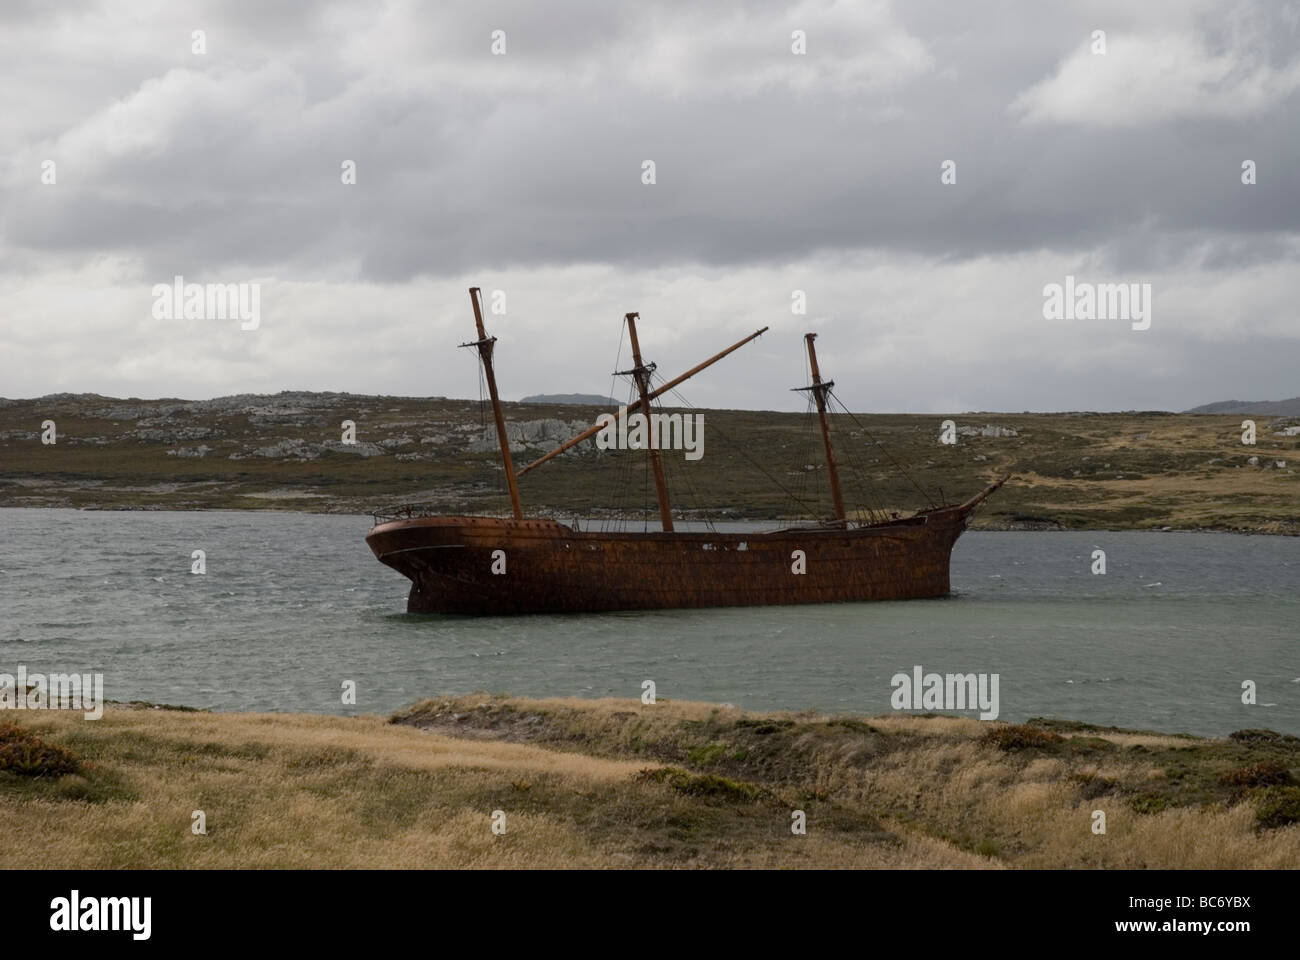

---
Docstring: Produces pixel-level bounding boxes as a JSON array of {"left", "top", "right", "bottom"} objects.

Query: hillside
[
  {"left": 520, "top": 393, "right": 619, "bottom": 406},
  {"left": 1184, "top": 398, "right": 1300, "bottom": 416},
  {"left": 1, "top": 392, "right": 1297, "bottom": 533}
]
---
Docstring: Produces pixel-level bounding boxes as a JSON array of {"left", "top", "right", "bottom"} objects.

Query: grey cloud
[{"left": 0, "top": 0, "right": 1296, "bottom": 410}]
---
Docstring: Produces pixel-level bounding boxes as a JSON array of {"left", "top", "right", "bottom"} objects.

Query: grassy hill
[
  {"left": 1, "top": 392, "right": 1297, "bottom": 533},
  {"left": 1184, "top": 397, "right": 1300, "bottom": 416},
  {"left": 520, "top": 393, "right": 619, "bottom": 405}
]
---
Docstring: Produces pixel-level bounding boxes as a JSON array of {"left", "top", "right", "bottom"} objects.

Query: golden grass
[{"left": 2, "top": 697, "right": 1298, "bottom": 869}]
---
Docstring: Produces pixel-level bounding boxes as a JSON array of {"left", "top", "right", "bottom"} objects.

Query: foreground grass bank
[{"left": 3, "top": 695, "right": 1299, "bottom": 868}]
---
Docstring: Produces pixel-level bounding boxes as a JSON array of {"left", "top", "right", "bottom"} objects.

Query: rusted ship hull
[{"left": 366, "top": 482, "right": 999, "bottom": 615}]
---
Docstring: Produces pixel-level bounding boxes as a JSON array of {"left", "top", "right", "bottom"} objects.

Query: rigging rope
[
  {"left": 654, "top": 374, "right": 823, "bottom": 521},
  {"left": 561, "top": 325, "right": 938, "bottom": 529},
  {"left": 826, "top": 390, "right": 936, "bottom": 509}
]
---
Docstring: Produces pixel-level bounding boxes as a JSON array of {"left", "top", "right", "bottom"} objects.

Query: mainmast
[
  {"left": 461, "top": 286, "right": 523, "bottom": 520},
  {"left": 516, "top": 325, "right": 768, "bottom": 478},
  {"left": 618, "top": 312, "right": 674, "bottom": 531},
  {"left": 796, "top": 333, "right": 846, "bottom": 526}
]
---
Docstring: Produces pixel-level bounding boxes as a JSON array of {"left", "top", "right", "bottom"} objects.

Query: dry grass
[{"left": 2, "top": 696, "right": 1298, "bottom": 868}]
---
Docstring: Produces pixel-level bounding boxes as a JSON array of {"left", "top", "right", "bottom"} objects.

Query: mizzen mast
[
  {"left": 461, "top": 286, "right": 523, "bottom": 520},
  {"left": 617, "top": 312, "right": 674, "bottom": 531},
  {"left": 795, "top": 333, "right": 846, "bottom": 526}
]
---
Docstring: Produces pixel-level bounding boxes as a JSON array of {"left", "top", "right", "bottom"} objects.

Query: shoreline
[{"left": 3, "top": 502, "right": 1298, "bottom": 536}]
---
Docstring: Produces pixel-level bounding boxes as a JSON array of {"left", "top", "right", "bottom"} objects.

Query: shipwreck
[{"left": 366, "top": 288, "right": 1004, "bottom": 614}]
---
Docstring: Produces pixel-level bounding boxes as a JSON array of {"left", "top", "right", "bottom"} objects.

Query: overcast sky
[{"left": 1, "top": 0, "right": 1297, "bottom": 412}]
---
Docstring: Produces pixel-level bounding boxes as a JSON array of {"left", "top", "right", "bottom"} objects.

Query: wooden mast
[
  {"left": 623, "top": 312, "right": 674, "bottom": 531},
  {"left": 802, "top": 333, "right": 846, "bottom": 525},
  {"left": 462, "top": 286, "right": 523, "bottom": 520},
  {"left": 515, "top": 325, "right": 768, "bottom": 478}
]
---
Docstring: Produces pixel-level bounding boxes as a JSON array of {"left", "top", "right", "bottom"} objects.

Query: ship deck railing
[{"left": 371, "top": 503, "right": 447, "bottom": 525}]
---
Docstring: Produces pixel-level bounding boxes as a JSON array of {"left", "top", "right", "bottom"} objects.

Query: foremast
[
  {"left": 794, "top": 333, "right": 846, "bottom": 526},
  {"left": 461, "top": 286, "right": 523, "bottom": 520},
  {"left": 618, "top": 312, "right": 674, "bottom": 531}
]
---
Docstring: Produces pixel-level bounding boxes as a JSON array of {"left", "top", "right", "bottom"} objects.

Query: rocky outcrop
[
  {"left": 469, "top": 418, "right": 594, "bottom": 456},
  {"left": 234, "top": 439, "right": 385, "bottom": 460},
  {"left": 247, "top": 414, "right": 329, "bottom": 428},
  {"left": 958, "top": 424, "right": 1019, "bottom": 439},
  {"left": 133, "top": 427, "right": 219, "bottom": 443},
  {"left": 94, "top": 391, "right": 370, "bottom": 424}
]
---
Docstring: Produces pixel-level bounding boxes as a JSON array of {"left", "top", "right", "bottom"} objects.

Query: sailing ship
[{"left": 366, "top": 288, "right": 1005, "bottom": 614}]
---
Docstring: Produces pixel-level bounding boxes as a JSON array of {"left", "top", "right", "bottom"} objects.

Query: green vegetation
[
  {"left": 981, "top": 724, "right": 1065, "bottom": 751},
  {"left": 636, "top": 766, "right": 771, "bottom": 802},
  {"left": 1253, "top": 787, "right": 1300, "bottom": 830},
  {"left": 0, "top": 721, "right": 81, "bottom": 776}
]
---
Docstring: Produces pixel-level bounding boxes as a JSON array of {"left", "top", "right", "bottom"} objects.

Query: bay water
[{"left": 2, "top": 508, "right": 1296, "bottom": 736}]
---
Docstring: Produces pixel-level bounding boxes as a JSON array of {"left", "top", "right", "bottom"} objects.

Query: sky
[{"left": 1, "top": 0, "right": 1297, "bottom": 413}]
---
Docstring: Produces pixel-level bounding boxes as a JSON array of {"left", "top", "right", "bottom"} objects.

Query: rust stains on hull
[{"left": 365, "top": 483, "right": 1000, "bottom": 615}]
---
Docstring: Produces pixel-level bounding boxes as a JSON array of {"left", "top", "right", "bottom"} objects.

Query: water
[{"left": 1, "top": 508, "right": 1296, "bottom": 736}]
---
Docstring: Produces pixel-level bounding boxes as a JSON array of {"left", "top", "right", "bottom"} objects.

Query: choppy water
[{"left": 1, "top": 508, "right": 1296, "bottom": 736}]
